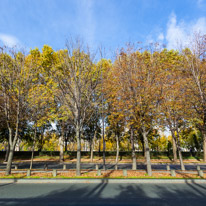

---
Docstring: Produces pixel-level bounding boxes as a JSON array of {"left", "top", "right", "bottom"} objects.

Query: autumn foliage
[{"left": 0, "top": 35, "right": 206, "bottom": 176}]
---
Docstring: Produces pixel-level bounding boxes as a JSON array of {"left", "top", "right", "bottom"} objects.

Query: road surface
[
  {"left": 0, "top": 182, "right": 206, "bottom": 205},
  {"left": 0, "top": 162, "right": 206, "bottom": 170}
]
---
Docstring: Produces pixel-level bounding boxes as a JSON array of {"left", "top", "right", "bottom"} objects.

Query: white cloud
[
  {"left": 166, "top": 13, "right": 206, "bottom": 50},
  {"left": 192, "top": 17, "right": 206, "bottom": 33},
  {"left": 146, "top": 35, "right": 154, "bottom": 44},
  {"left": 0, "top": 33, "right": 20, "bottom": 47},
  {"left": 157, "top": 33, "right": 164, "bottom": 41}
]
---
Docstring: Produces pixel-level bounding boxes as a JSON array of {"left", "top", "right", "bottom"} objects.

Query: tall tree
[
  {"left": 52, "top": 41, "right": 101, "bottom": 175},
  {"left": 106, "top": 110, "right": 125, "bottom": 166},
  {"left": 107, "top": 46, "right": 162, "bottom": 175},
  {"left": 83, "top": 108, "right": 101, "bottom": 162},
  {"left": 26, "top": 46, "right": 56, "bottom": 167},
  {"left": 0, "top": 47, "right": 33, "bottom": 175},
  {"left": 159, "top": 49, "right": 186, "bottom": 170},
  {"left": 182, "top": 34, "right": 206, "bottom": 161}
]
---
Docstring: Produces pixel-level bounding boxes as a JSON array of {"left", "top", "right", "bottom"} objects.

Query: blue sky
[{"left": 0, "top": 0, "right": 206, "bottom": 57}]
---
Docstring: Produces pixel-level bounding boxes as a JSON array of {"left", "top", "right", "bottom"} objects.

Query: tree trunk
[
  {"left": 90, "top": 131, "right": 96, "bottom": 163},
  {"left": 90, "top": 139, "right": 94, "bottom": 163},
  {"left": 6, "top": 126, "right": 18, "bottom": 175},
  {"left": 142, "top": 130, "right": 152, "bottom": 176},
  {"left": 5, "top": 146, "right": 14, "bottom": 175},
  {"left": 59, "top": 135, "right": 64, "bottom": 162},
  {"left": 30, "top": 127, "right": 37, "bottom": 170},
  {"left": 176, "top": 134, "right": 185, "bottom": 171},
  {"left": 115, "top": 134, "right": 120, "bottom": 166},
  {"left": 30, "top": 141, "right": 35, "bottom": 170},
  {"left": 84, "top": 140, "right": 86, "bottom": 151},
  {"left": 178, "top": 148, "right": 185, "bottom": 171},
  {"left": 65, "top": 138, "right": 68, "bottom": 152},
  {"left": 172, "top": 137, "right": 177, "bottom": 162},
  {"left": 131, "top": 129, "right": 136, "bottom": 170},
  {"left": 76, "top": 124, "right": 81, "bottom": 176},
  {"left": 102, "top": 118, "right": 106, "bottom": 170},
  {"left": 90, "top": 139, "right": 92, "bottom": 152},
  {"left": 38, "top": 132, "right": 44, "bottom": 152},
  {"left": 144, "top": 143, "right": 146, "bottom": 158},
  {"left": 4, "top": 143, "right": 10, "bottom": 162},
  {"left": 98, "top": 138, "right": 101, "bottom": 155},
  {"left": 15, "top": 139, "right": 20, "bottom": 151},
  {"left": 141, "top": 137, "right": 145, "bottom": 157},
  {"left": 172, "top": 130, "right": 185, "bottom": 171}
]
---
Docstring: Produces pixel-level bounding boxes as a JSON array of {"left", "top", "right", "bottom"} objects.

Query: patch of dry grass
[{"left": 0, "top": 170, "right": 205, "bottom": 179}]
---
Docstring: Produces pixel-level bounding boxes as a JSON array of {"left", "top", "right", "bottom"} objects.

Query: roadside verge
[{"left": 0, "top": 178, "right": 206, "bottom": 184}]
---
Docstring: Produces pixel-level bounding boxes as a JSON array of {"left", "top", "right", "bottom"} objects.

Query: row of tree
[
  {"left": 0, "top": 34, "right": 206, "bottom": 176},
  {"left": 1, "top": 125, "right": 200, "bottom": 155}
]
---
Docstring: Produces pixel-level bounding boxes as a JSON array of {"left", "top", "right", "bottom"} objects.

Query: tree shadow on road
[{"left": 1, "top": 180, "right": 206, "bottom": 206}]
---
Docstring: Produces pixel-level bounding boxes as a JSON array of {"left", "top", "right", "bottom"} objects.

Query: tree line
[{"left": 0, "top": 34, "right": 206, "bottom": 176}]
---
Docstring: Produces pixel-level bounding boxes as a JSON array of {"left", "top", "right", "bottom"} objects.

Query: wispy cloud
[
  {"left": 0, "top": 33, "right": 20, "bottom": 47},
  {"left": 157, "top": 33, "right": 164, "bottom": 41},
  {"left": 197, "top": 0, "right": 203, "bottom": 5},
  {"left": 197, "top": 0, "right": 206, "bottom": 8},
  {"left": 145, "top": 34, "right": 154, "bottom": 44},
  {"left": 166, "top": 13, "right": 206, "bottom": 49}
]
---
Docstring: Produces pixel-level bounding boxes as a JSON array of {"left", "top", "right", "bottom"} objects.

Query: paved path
[
  {"left": 0, "top": 183, "right": 206, "bottom": 205},
  {"left": 0, "top": 162, "right": 206, "bottom": 170}
]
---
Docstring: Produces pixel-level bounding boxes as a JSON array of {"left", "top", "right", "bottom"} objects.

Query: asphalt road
[
  {"left": 0, "top": 162, "right": 206, "bottom": 171},
  {"left": 0, "top": 183, "right": 206, "bottom": 206}
]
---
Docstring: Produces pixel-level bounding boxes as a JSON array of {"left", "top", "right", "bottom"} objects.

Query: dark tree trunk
[
  {"left": 98, "top": 138, "right": 101, "bottom": 155},
  {"left": 131, "top": 129, "right": 136, "bottom": 170},
  {"left": 142, "top": 130, "right": 152, "bottom": 176},
  {"left": 65, "top": 138, "right": 68, "bottom": 152},
  {"left": 4, "top": 143, "right": 10, "bottom": 162},
  {"left": 141, "top": 138, "right": 145, "bottom": 157}
]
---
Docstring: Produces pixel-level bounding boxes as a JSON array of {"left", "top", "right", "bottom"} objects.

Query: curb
[{"left": 0, "top": 178, "right": 206, "bottom": 184}]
